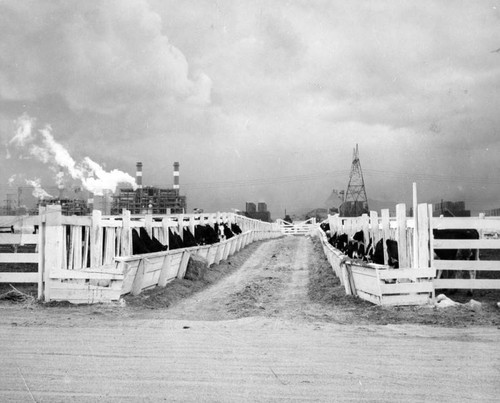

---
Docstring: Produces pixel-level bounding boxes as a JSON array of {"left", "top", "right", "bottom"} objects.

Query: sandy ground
[{"left": 1, "top": 236, "right": 500, "bottom": 401}]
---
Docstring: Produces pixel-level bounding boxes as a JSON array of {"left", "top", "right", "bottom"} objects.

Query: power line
[
  {"left": 363, "top": 169, "right": 500, "bottom": 185},
  {"left": 182, "top": 170, "right": 350, "bottom": 190}
]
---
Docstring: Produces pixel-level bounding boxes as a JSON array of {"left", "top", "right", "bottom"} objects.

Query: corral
[
  {"left": 2, "top": 199, "right": 500, "bottom": 307},
  {"left": 318, "top": 201, "right": 500, "bottom": 306},
  {"left": 0, "top": 205, "right": 282, "bottom": 304}
]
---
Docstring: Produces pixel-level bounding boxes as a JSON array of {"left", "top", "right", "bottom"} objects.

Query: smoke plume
[
  {"left": 9, "top": 114, "right": 136, "bottom": 195},
  {"left": 26, "top": 178, "right": 52, "bottom": 200}
]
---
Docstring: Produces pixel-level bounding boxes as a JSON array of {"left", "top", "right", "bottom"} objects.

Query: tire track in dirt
[{"left": 162, "top": 236, "right": 311, "bottom": 321}]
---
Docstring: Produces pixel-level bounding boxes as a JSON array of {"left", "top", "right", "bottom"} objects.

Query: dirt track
[{"left": 1, "top": 236, "right": 500, "bottom": 401}]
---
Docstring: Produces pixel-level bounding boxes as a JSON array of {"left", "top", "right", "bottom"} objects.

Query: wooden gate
[{"left": 277, "top": 218, "right": 317, "bottom": 235}]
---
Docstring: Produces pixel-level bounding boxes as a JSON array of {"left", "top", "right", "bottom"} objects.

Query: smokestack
[
  {"left": 173, "top": 162, "right": 179, "bottom": 190},
  {"left": 58, "top": 168, "right": 64, "bottom": 199},
  {"left": 136, "top": 162, "right": 143, "bottom": 189}
]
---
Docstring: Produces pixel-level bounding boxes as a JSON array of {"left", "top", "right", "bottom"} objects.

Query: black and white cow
[{"left": 433, "top": 228, "right": 479, "bottom": 293}]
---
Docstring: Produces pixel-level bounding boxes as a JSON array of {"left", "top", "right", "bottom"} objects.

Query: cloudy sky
[{"left": 1, "top": 0, "right": 500, "bottom": 217}]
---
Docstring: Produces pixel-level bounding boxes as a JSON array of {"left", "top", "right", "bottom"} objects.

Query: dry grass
[{"left": 0, "top": 284, "right": 37, "bottom": 308}]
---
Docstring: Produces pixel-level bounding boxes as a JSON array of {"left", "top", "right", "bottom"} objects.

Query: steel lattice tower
[{"left": 340, "top": 144, "right": 369, "bottom": 217}]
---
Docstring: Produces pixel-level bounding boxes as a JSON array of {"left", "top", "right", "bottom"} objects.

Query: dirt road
[{"left": 1, "top": 237, "right": 500, "bottom": 402}]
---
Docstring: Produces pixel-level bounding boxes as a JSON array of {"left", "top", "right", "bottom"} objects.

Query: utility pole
[{"left": 340, "top": 144, "right": 369, "bottom": 217}]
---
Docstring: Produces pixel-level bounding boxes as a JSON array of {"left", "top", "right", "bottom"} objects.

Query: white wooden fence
[
  {"left": 1, "top": 206, "right": 282, "bottom": 303},
  {"left": 320, "top": 202, "right": 500, "bottom": 305},
  {"left": 277, "top": 217, "right": 317, "bottom": 235},
  {"left": 0, "top": 216, "right": 42, "bottom": 298},
  {"left": 317, "top": 222, "right": 435, "bottom": 306}
]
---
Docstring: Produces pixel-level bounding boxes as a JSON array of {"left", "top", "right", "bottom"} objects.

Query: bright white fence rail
[
  {"left": 319, "top": 202, "right": 500, "bottom": 306},
  {"left": 276, "top": 217, "right": 317, "bottom": 235},
  {"left": 0, "top": 206, "right": 282, "bottom": 303}
]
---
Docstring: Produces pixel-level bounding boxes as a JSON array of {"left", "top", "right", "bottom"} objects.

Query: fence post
[
  {"left": 178, "top": 215, "right": 184, "bottom": 240},
  {"left": 158, "top": 254, "right": 172, "bottom": 287},
  {"left": 162, "top": 217, "right": 170, "bottom": 248},
  {"left": 417, "top": 203, "right": 430, "bottom": 269},
  {"left": 43, "top": 204, "right": 63, "bottom": 302},
  {"left": 396, "top": 204, "right": 408, "bottom": 268},
  {"left": 361, "top": 214, "right": 369, "bottom": 245},
  {"left": 381, "top": 209, "right": 390, "bottom": 265},
  {"left": 145, "top": 214, "right": 153, "bottom": 237},
  {"left": 38, "top": 206, "right": 46, "bottom": 300},
  {"left": 121, "top": 209, "right": 131, "bottom": 257},
  {"left": 90, "top": 210, "right": 103, "bottom": 268},
  {"left": 412, "top": 182, "right": 419, "bottom": 269},
  {"left": 189, "top": 216, "right": 196, "bottom": 237},
  {"left": 370, "top": 211, "right": 379, "bottom": 246}
]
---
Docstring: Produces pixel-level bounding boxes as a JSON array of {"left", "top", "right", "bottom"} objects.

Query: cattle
[
  {"left": 433, "top": 228, "right": 479, "bottom": 294},
  {"left": 320, "top": 222, "right": 330, "bottom": 233},
  {"left": 140, "top": 227, "right": 167, "bottom": 252},
  {"left": 231, "top": 223, "right": 242, "bottom": 235},
  {"left": 433, "top": 229, "right": 479, "bottom": 261},
  {"left": 371, "top": 239, "right": 399, "bottom": 268},
  {"left": 168, "top": 228, "right": 184, "bottom": 250},
  {"left": 132, "top": 228, "right": 168, "bottom": 255},
  {"left": 182, "top": 228, "right": 198, "bottom": 248},
  {"left": 215, "top": 223, "right": 225, "bottom": 241},
  {"left": 132, "top": 229, "right": 152, "bottom": 255},
  {"left": 196, "top": 224, "right": 220, "bottom": 245},
  {"left": 351, "top": 230, "right": 370, "bottom": 259},
  {"left": 331, "top": 233, "right": 349, "bottom": 252},
  {"left": 222, "top": 223, "right": 235, "bottom": 240}
]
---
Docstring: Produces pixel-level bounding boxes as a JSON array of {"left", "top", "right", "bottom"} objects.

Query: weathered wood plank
[
  {"left": 433, "top": 260, "right": 500, "bottom": 271},
  {"left": 60, "top": 216, "right": 91, "bottom": 226},
  {"left": 0, "top": 234, "right": 39, "bottom": 244},
  {"left": 132, "top": 260, "right": 146, "bottom": 296},
  {"left": 433, "top": 217, "right": 500, "bottom": 230},
  {"left": 377, "top": 267, "right": 436, "bottom": 280},
  {"left": 177, "top": 251, "right": 191, "bottom": 279},
  {"left": 49, "top": 269, "right": 123, "bottom": 280},
  {"left": 380, "top": 282, "right": 433, "bottom": 295},
  {"left": 158, "top": 254, "right": 173, "bottom": 287},
  {"left": 0, "top": 253, "right": 39, "bottom": 263},
  {"left": 356, "top": 289, "right": 381, "bottom": 305},
  {"left": 434, "top": 239, "right": 500, "bottom": 249},
  {"left": 48, "top": 286, "right": 121, "bottom": 303},
  {"left": 380, "top": 293, "right": 431, "bottom": 306},
  {"left": 433, "top": 279, "right": 500, "bottom": 289},
  {"left": 396, "top": 204, "right": 408, "bottom": 269},
  {"left": 0, "top": 272, "right": 38, "bottom": 283},
  {"left": 417, "top": 203, "right": 430, "bottom": 269}
]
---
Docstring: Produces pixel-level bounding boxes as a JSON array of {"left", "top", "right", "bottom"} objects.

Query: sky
[{"left": 1, "top": 0, "right": 500, "bottom": 217}]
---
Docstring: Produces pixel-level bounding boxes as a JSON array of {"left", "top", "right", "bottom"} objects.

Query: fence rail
[
  {"left": 0, "top": 206, "right": 282, "bottom": 303},
  {"left": 320, "top": 202, "right": 500, "bottom": 305},
  {"left": 276, "top": 218, "right": 317, "bottom": 235}
]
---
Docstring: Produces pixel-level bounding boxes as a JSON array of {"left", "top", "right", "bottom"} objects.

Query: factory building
[
  {"left": 241, "top": 201, "right": 271, "bottom": 222},
  {"left": 111, "top": 162, "right": 187, "bottom": 215},
  {"left": 432, "top": 200, "right": 470, "bottom": 217},
  {"left": 36, "top": 198, "right": 91, "bottom": 216}
]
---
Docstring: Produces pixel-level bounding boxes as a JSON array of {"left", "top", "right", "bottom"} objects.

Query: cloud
[
  {"left": 2, "top": 1, "right": 500, "bottom": 216},
  {"left": 0, "top": 0, "right": 211, "bottom": 114}
]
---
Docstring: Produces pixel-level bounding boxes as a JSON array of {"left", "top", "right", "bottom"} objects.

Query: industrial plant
[
  {"left": 1, "top": 162, "right": 187, "bottom": 216},
  {"left": 110, "top": 162, "right": 186, "bottom": 215}
]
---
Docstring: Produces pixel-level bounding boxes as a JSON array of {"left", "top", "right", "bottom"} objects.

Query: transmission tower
[{"left": 340, "top": 144, "right": 369, "bottom": 217}]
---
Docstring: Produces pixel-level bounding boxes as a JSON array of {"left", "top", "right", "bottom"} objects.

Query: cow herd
[
  {"left": 319, "top": 222, "right": 399, "bottom": 267},
  {"left": 320, "top": 221, "right": 481, "bottom": 284},
  {"left": 132, "top": 222, "right": 243, "bottom": 255}
]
